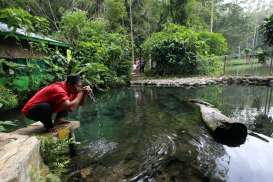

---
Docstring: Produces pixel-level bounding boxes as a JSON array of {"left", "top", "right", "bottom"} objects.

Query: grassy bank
[{"left": 225, "top": 58, "right": 259, "bottom": 66}]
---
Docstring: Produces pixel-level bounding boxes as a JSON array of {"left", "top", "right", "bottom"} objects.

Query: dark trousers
[
  {"left": 140, "top": 64, "right": 145, "bottom": 73},
  {"left": 26, "top": 103, "right": 68, "bottom": 129}
]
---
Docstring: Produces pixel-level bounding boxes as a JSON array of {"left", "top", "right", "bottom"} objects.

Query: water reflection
[
  {"left": 66, "top": 85, "right": 273, "bottom": 181},
  {"left": 252, "top": 114, "right": 273, "bottom": 137},
  {"left": 222, "top": 134, "right": 273, "bottom": 182},
  {"left": 2, "top": 85, "right": 273, "bottom": 181},
  {"left": 194, "top": 131, "right": 273, "bottom": 182}
]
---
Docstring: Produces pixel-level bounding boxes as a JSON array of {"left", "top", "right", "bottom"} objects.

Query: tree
[
  {"left": 59, "top": 10, "right": 88, "bottom": 46},
  {"left": 214, "top": 3, "right": 254, "bottom": 54},
  {"left": 104, "top": 0, "right": 126, "bottom": 31},
  {"left": 262, "top": 14, "right": 273, "bottom": 47},
  {"left": 95, "top": 0, "right": 104, "bottom": 17},
  {"left": 169, "top": 0, "right": 189, "bottom": 25},
  {"left": 0, "top": 8, "right": 49, "bottom": 34},
  {"left": 26, "top": 0, "right": 74, "bottom": 31}
]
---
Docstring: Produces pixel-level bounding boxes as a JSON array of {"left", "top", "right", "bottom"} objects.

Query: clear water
[
  {"left": 2, "top": 85, "right": 273, "bottom": 181},
  {"left": 65, "top": 86, "right": 273, "bottom": 182}
]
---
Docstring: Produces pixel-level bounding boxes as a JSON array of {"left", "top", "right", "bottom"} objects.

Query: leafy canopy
[
  {"left": 142, "top": 24, "right": 226, "bottom": 75},
  {"left": 0, "top": 8, "right": 49, "bottom": 34},
  {"left": 262, "top": 14, "right": 273, "bottom": 47},
  {"left": 59, "top": 10, "right": 131, "bottom": 88}
]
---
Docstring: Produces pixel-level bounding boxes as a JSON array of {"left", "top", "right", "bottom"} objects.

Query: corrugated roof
[{"left": 0, "top": 22, "right": 70, "bottom": 48}]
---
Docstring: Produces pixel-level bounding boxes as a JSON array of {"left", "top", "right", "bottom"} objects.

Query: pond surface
[
  {"left": 66, "top": 85, "right": 273, "bottom": 182},
  {"left": 2, "top": 85, "right": 273, "bottom": 181}
]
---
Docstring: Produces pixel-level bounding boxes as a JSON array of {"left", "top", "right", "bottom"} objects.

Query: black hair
[{"left": 66, "top": 74, "right": 81, "bottom": 85}]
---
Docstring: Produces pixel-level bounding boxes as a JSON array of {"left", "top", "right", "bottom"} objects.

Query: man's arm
[
  {"left": 79, "top": 93, "right": 87, "bottom": 106},
  {"left": 59, "top": 91, "right": 84, "bottom": 112}
]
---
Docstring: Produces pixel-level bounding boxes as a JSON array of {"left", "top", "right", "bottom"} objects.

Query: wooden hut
[{"left": 0, "top": 22, "right": 70, "bottom": 59}]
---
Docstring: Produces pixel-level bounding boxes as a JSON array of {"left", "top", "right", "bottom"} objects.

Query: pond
[
  {"left": 68, "top": 85, "right": 273, "bottom": 182},
  {"left": 2, "top": 85, "right": 273, "bottom": 182}
]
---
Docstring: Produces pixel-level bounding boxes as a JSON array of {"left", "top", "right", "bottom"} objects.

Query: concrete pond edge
[
  {"left": 0, "top": 121, "right": 80, "bottom": 182},
  {"left": 130, "top": 76, "right": 273, "bottom": 88}
]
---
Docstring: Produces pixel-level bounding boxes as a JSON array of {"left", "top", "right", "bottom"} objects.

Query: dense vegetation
[
  {"left": 142, "top": 24, "right": 226, "bottom": 75},
  {"left": 0, "top": 0, "right": 272, "bottom": 109},
  {"left": 39, "top": 136, "right": 73, "bottom": 181},
  {"left": 60, "top": 12, "right": 131, "bottom": 87},
  {"left": 262, "top": 13, "right": 273, "bottom": 47},
  {"left": 0, "top": 0, "right": 271, "bottom": 55},
  {"left": 0, "top": 1, "right": 272, "bottom": 181}
]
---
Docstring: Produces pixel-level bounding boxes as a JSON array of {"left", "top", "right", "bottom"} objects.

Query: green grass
[
  {"left": 225, "top": 64, "right": 272, "bottom": 76},
  {"left": 225, "top": 58, "right": 259, "bottom": 66}
]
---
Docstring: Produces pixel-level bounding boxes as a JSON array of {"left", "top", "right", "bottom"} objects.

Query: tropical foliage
[
  {"left": 262, "top": 13, "right": 273, "bottom": 47},
  {"left": 142, "top": 24, "right": 226, "bottom": 75},
  {"left": 59, "top": 11, "right": 131, "bottom": 88},
  {"left": 0, "top": 86, "right": 18, "bottom": 110},
  {"left": 197, "top": 31, "right": 228, "bottom": 55},
  {"left": 0, "top": 8, "right": 49, "bottom": 34},
  {"left": 0, "top": 120, "right": 17, "bottom": 132},
  {"left": 0, "top": 1, "right": 272, "bottom": 109},
  {"left": 39, "top": 136, "right": 73, "bottom": 180},
  {"left": 0, "top": 0, "right": 272, "bottom": 56}
]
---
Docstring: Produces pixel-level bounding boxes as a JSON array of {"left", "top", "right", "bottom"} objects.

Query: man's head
[{"left": 66, "top": 74, "right": 82, "bottom": 93}]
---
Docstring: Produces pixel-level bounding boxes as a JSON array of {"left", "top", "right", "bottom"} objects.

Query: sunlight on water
[{"left": 220, "top": 134, "right": 273, "bottom": 182}]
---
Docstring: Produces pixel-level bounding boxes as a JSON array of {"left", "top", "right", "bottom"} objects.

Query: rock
[
  {"left": 0, "top": 133, "right": 41, "bottom": 182},
  {"left": 130, "top": 76, "right": 273, "bottom": 88},
  {"left": 234, "top": 78, "right": 242, "bottom": 84},
  {"left": 80, "top": 167, "right": 92, "bottom": 178},
  {"left": 226, "top": 77, "right": 234, "bottom": 84}
]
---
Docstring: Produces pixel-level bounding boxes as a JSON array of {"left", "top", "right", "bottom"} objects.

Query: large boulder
[{"left": 0, "top": 133, "right": 41, "bottom": 182}]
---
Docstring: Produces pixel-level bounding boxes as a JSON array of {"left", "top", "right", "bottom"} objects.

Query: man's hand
[{"left": 82, "top": 85, "right": 92, "bottom": 94}]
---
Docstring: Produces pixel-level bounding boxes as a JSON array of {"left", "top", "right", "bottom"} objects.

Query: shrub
[
  {"left": 196, "top": 55, "right": 223, "bottom": 75},
  {"left": 149, "top": 39, "right": 199, "bottom": 75},
  {"left": 262, "top": 14, "right": 273, "bottom": 47},
  {"left": 78, "top": 62, "right": 117, "bottom": 88},
  {"left": 59, "top": 12, "right": 131, "bottom": 87},
  {"left": 197, "top": 32, "right": 228, "bottom": 55},
  {"left": 142, "top": 24, "right": 226, "bottom": 76},
  {"left": 257, "top": 52, "right": 266, "bottom": 64},
  {"left": 0, "top": 56, "right": 63, "bottom": 107},
  {"left": 0, "top": 85, "right": 18, "bottom": 110},
  {"left": 39, "top": 136, "right": 72, "bottom": 177},
  {"left": 44, "top": 52, "right": 68, "bottom": 81},
  {"left": 0, "top": 120, "right": 17, "bottom": 132},
  {"left": 60, "top": 10, "right": 88, "bottom": 45}
]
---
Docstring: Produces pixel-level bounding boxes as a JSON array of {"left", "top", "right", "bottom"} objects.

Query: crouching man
[{"left": 21, "top": 74, "right": 91, "bottom": 132}]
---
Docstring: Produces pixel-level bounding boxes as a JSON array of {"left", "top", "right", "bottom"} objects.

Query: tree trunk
[
  {"left": 189, "top": 99, "right": 247, "bottom": 146},
  {"left": 210, "top": 0, "right": 214, "bottom": 32},
  {"left": 96, "top": 0, "right": 104, "bottom": 17},
  {"left": 129, "top": 0, "right": 135, "bottom": 65}
]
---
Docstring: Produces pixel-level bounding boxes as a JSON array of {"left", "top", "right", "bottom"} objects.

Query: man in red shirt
[{"left": 22, "top": 75, "right": 91, "bottom": 132}]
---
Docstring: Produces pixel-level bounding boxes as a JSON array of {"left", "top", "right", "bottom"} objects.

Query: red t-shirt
[{"left": 22, "top": 81, "right": 77, "bottom": 115}]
